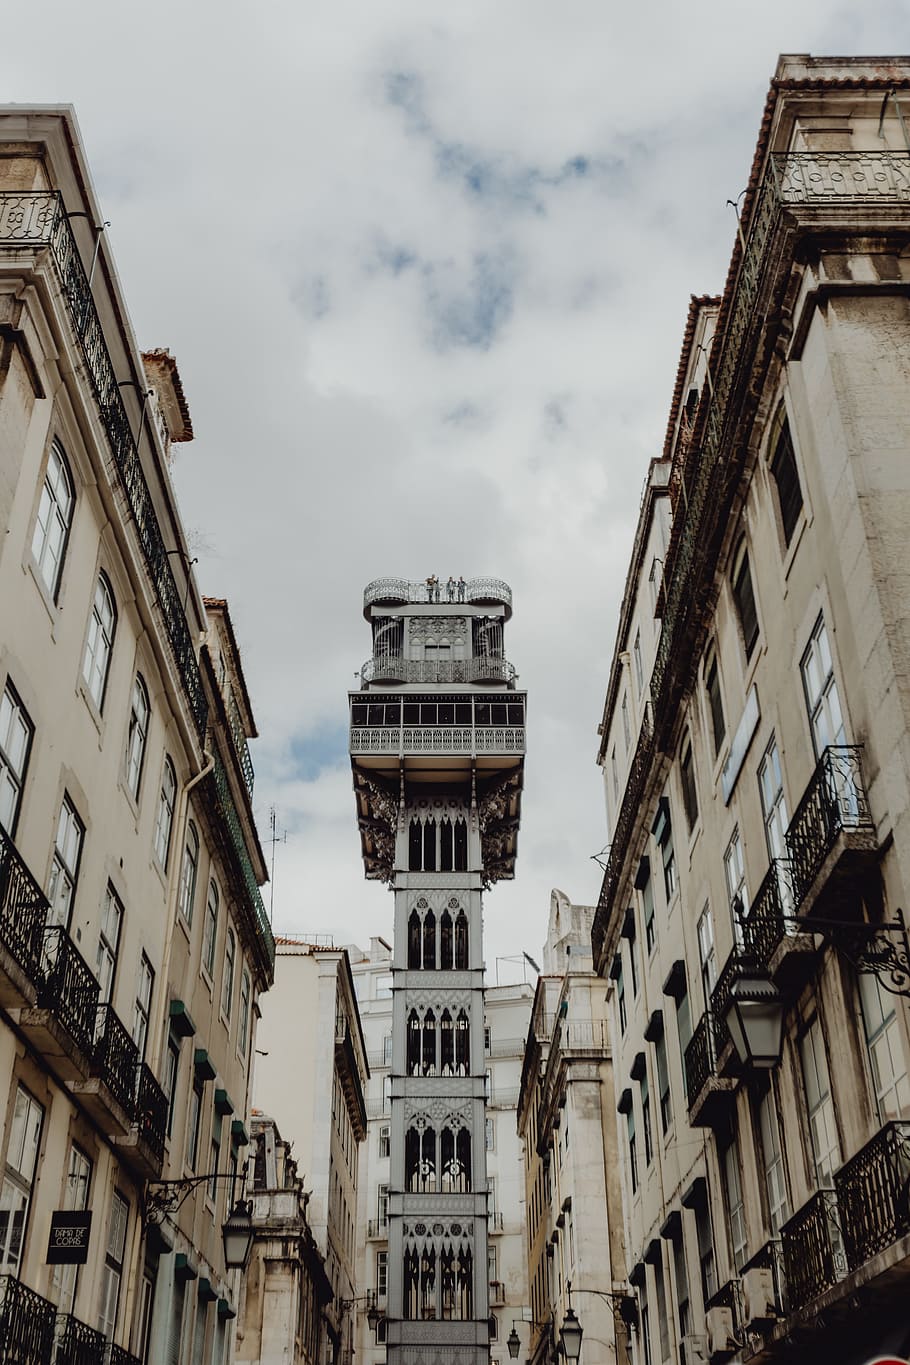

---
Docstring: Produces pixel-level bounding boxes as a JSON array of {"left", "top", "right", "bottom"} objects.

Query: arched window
[
  {"left": 153, "top": 757, "right": 177, "bottom": 868},
  {"left": 440, "top": 818, "right": 453, "bottom": 871},
  {"left": 409, "top": 821, "right": 422, "bottom": 871},
  {"left": 440, "top": 1009, "right": 454, "bottom": 1075},
  {"left": 440, "top": 910, "right": 453, "bottom": 969},
  {"left": 679, "top": 734, "right": 698, "bottom": 831},
  {"left": 441, "top": 1244, "right": 456, "bottom": 1319},
  {"left": 408, "top": 910, "right": 421, "bottom": 968},
  {"left": 404, "top": 1247, "right": 420, "bottom": 1319},
  {"left": 222, "top": 929, "right": 236, "bottom": 1019},
  {"left": 421, "top": 1247, "right": 436, "bottom": 1320},
  {"left": 454, "top": 818, "right": 468, "bottom": 871},
  {"left": 704, "top": 648, "right": 725, "bottom": 756},
  {"left": 83, "top": 572, "right": 117, "bottom": 709},
  {"left": 407, "top": 1010, "right": 421, "bottom": 1076},
  {"left": 124, "top": 674, "right": 150, "bottom": 798},
  {"left": 422, "top": 1009, "right": 437, "bottom": 1076},
  {"left": 32, "top": 439, "right": 74, "bottom": 599},
  {"left": 769, "top": 412, "right": 803, "bottom": 546},
  {"left": 422, "top": 910, "right": 436, "bottom": 970},
  {"left": 203, "top": 880, "right": 219, "bottom": 977},
  {"left": 457, "top": 1127, "right": 472, "bottom": 1189},
  {"left": 454, "top": 910, "right": 468, "bottom": 969},
  {"left": 455, "top": 1009, "right": 469, "bottom": 1075},
  {"left": 423, "top": 819, "right": 436, "bottom": 872},
  {"left": 238, "top": 970, "right": 251, "bottom": 1054},
  {"left": 457, "top": 1247, "right": 473, "bottom": 1319},
  {"left": 405, "top": 1125, "right": 436, "bottom": 1192},
  {"left": 731, "top": 538, "right": 759, "bottom": 660},
  {"left": 178, "top": 821, "right": 199, "bottom": 925}
]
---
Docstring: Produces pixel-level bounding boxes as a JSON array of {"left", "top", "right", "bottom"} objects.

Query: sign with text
[{"left": 46, "top": 1210, "right": 92, "bottom": 1265}]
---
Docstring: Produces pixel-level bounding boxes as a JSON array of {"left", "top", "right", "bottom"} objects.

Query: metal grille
[
  {"left": 785, "top": 746, "right": 873, "bottom": 907},
  {"left": 211, "top": 752, "right": 275, "bottom": 972},
  {"left": 361, "top": 657, "right": 516, "bottom": 686},
  {"left": 0, "top": 825, "right": 49, "bottom": 985},
  {"left": 834, "top": 1120, "right": 910, "bottom": 1270},
  {"left": 55, "top": 1313, "right": 106, "bottom": 1365},
  {"left": 780, "top": 1189, "right": 846, "bottom": 1311},
  {"left": 39, "top": 927, "right": 100, "bottom": 1058},
  {"left": 0, "top": 1275, "right": 56, "bottom": 1365},
  {"left": 134, "top": 1062, "right": 169, "bottom": 1165},
  {"left": 93, "top": 1004, "right": 140, "bottom": 1115},
  {"left": 683, "top": 1014, "right": 715, "bottom": 1105},
  {"left": 742, "top": 860, "right": 793, "bottom": 968}
]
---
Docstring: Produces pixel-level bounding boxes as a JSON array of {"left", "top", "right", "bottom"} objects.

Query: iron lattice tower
[{"left": 350, "top": 576, "right": 526, "bottom": 1365}]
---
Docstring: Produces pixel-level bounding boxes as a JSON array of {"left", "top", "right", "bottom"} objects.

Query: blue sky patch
[{"left": 288, "top": 723, "right": 348, "bottom": 780}]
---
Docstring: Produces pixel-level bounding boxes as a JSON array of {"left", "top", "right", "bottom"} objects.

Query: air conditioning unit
[
  {"left": 681, "top": 1332, "right": 709, "bottom": 1364},
  {"left": 742, "top": 1265, "right": 776, "bottom": 1323},
  {"left": 705, "top": 1305, "right": 734, "bottom": 1358}
]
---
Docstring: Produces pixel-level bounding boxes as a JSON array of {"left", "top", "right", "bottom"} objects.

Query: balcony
[
  {"left": 20, "top": 927, "right": 99, "bottom": 1079},
  {"left": 683, "top": 1014, "right": 735, "bottom": 1128},
  {"left": 350, "top": 725, "right": 526, "bottom": 758},
  {"left": 834, "top": 1120, "right": 910, "bottom": 1271},
  {"left": 55, "top": 1312, "right": 105, "bottom": 1365},
  {"left": 785, "top": 746, "right": 877, "bottom": 916},
  {"left": 361, "top": 656, "right": 516, "bottom": 687},
  {"left": 123, "top": 1062, "right": 169, "bottom": 1175},
  {"left": 367, "top": 1219, "right": 389, "bottom": 1238},
  {"left": 0, "top": 825, "right": 49, "bottom": 1008},
  {"left": 0, "top": 1274, "right": 56, "bottom": 1364},
  {"left": 0, "top": 192, "right": 207, "bottom": 741},
  {"left": 362, "top": 577, "right": 512, "bottom": 618},
  {"left": 210, "top": 751, "right": 275, "bottom": 978},
  {"left": 708, "top": 953, "right": 745, "bottom": 1079},
  {"left": 489, "top": 1280, "right": 506, "bottom": 1306},
  {"left": 107, "top": 1346, "right": 142, "bottom": 1365},
  {"left": 742, "top": 860, "right": 819, "bottom": 991},
  {"left": 226, "top": 687, "right": 255, "bottom": 797},
  {"left": 780, "top": 1189, "right": 846, "bottom": 1313}
]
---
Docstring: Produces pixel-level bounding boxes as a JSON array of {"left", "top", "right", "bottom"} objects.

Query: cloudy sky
[{"left": 3, "top": 3, "right": 905, "bottom": 975}]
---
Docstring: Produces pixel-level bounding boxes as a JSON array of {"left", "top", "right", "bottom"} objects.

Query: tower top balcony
[{"left": 363, "top": 576, "right": 512, "bottom": 621}]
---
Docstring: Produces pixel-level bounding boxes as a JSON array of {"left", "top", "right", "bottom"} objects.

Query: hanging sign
[{"left": 46, "top": 1210, "right": 92, "bottom": 1265}]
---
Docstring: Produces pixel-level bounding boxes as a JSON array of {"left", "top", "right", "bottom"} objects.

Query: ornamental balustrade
[
  {"left": 683, "top": 1014, "right": 715, "bottom": 1104},
  {"left": 349, "top": 727, "right": 526, "bottom": 756},
  {"left": 0, "top": 1275, "right": 56, "bottom": 1365},
  {"left": 211, "top": 752, "right": 275, "bottom": 972},
  {"left": 0, "top": 824, "right": 49, "bottom": 986},
  {"left": 780, "top": 1189, "right": 846, "bottom": 1312},
  {"left": 39, "top": 927, "right": 100, "bottom": 1059},
  {"left": 0, "top": 191, "right": 207, "bottom": 741},
  {"left": 363, "top": 577, "right": 512, "bottom": 612},
  {"left": 107, "top": 1343, "right": 142, "bottom": 1365},
  {"left": 592, "top": 709, "right": 654, "bottom": 965},
  {"left": 226, "top": 688, "right": 255, "bottom": 796},
  {"left": 93, "top": 1004, "right": 140, "bottom": 1115},
  {"left": 784, "top": 746, "right": 873, "bottom": 908},
  {"left": 55, "top": 1312, "right": 106, "bottom": 1365},
  {"left": 834, "top": 1120, "right": 910, "bottom": 1270},
  {"left": 742, "top": 860, "right": 795, "bottom": 969},
  {"left": 134, "top": 1061, "right": 169, "bottom": 1164},
  {"left": 362, "top": 657, "right": 516, "bottom": 686}
]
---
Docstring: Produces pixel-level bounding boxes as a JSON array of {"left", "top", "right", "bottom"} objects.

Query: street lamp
[
  {"left": 723, "top": 969, "right": 783, "bottom": 1069},
  {"left": 560, "top": 1284, "right": 583, "bottom": 1361},
  {"left": 506, "top": 1324, "right": 521, "bottom": 1359},
  {"left": 221, "top": 1199, "right": 254, "bottom": 1270}
]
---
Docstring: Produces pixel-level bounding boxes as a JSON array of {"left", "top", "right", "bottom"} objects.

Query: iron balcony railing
[
  {"left": 683, "top": 1014, "right": 715, "bottom": 1104},
  {"left": 39, "top": 927, "right": 100, "bottom": 1059},
  {"left": 0, "top": 192, "right": 207, "bottom": 741},
  {"left": 0, "top": 1275, "right": 56, "bottom": 1365},
  {"left": 55, "top": 1312, "right": 106, "bottom": 1365},
  {"left": 742, "top": 860, "right": 795, "bottom": 970},
  {"left": 709, "top": 952, "right": 743, "bottom": 1064},
  {"left": 740, "top": 1239, "right": 788, "bottom": 1318},
  {"left": 350, "top": 726, "right": 526, "bottom": 756},
  {"left": 106, "top": 1344, "right": 142, "bottom": 1365},
  {"left": 780, "top": 1189, "right": 846, "bottom": 1312},
  {"left": 0, "top": 824, "right": 49, "bottom": 987},
  {"left": 592, "top": 707, "right": 655, "bottom": 963},
  {"left": 361, "top": 656, "right": 516, "bottom": 686},
  {"left": 211, "top": 751, "right": 275, "bottom": 974},
  {"left": 134, "top": 1061, "right": 169, "bottom": 1164},
  {"left": 834, "top": 1120, "right": 910, "bottom": 1271},
  {"left": 363, "top": 576, "right": 512, "bottom": 613},
  {"left": 226, "top": 687, "right": 255, "bottom": 797},
  {"left": 93, "top": 1004, "right": 140, "bottom": 1115},
  {"left": 785, "top": 746, "right": 874, "bottom": 908}
]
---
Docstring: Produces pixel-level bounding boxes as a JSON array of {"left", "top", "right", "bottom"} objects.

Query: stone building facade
[
  {"left": 593, "top": 55, "right": 910, "bottom": 1365},
  {"left": 0, "top": 107, "right": 273, "bottom": 1363},
  {"left": 349, "top": 576, "right": 525, "bottom": 1365}
]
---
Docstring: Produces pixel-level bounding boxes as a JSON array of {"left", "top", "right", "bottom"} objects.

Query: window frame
[
  {"left": 48, "top": 794, "right": 85, "bottom": 930},
  {"left": 82, "top": 571, "right": 117, "bottom": 711},
  {"left": 31, "top": 439, "right": 75, "bottom": 601},
  {"left": 221, "top": 929, "right": 236, "bottom": 1021},
  {"left": 0, "top": 681, "right": 34, "bottom": 838},
  {"left": 704, "top": 649, "right": 725, "bottom": 756},
  {"left": 202, "top": 881, "right": 219, "bottom": 980},
  {"left": 769, "top": 413, "right": 804, "bottom": 547},
  {"left": 98, "top": 1190, "right": 129, "bottom": 1338},
  {"left": 0, "top": 1083, "right": 45, "bottom": 1276},
  {"left": 731, "top": 538, "right": 760, "bottom": 661},
  {"left": 124, "top": 674, "right": 150, "bottom": 800},
  {"left": 178, "top": 821, "right": 200, "bottom": 926},
  {"left": 153, "top": 756, "right": 177, "bottom": 870},
  {"left": 679, "top": 734, "right": 698, "bottom": 832}
]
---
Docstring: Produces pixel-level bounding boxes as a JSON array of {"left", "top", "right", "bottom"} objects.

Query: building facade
[
  {"left": 0, "top": 107, "right": 273, "bottom": 1364},
  {"left": 349, "top": 575, "right": 526, "bottom": 1365},
  {"left": 517, "top": 891, "right": 627, "bottom": 1365},
  {"left": 593, "top": 56, "right": 910, "bottom": 1365},
  {"left": 349, "top": 939, "right": 533, "bottom": 1365},
  {"left": 254, "top": 939, "right": 369, "bottom": 1365}
]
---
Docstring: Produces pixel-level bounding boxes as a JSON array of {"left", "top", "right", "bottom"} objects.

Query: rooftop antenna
[{"left": 268, "top": 806, "right": 286, "bottom": 923}]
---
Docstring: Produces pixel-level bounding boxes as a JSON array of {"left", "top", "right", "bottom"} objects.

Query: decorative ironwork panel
[
  {"left": 780, "top": 1189, "right": 846, "bottom": 1311},
  {"left": 106, "top": 1346, "right": 142, "bottom": 1365},
  {"left": 211, "top": 752, "right": 275, "bottom": 972},
  {"left": 772, "top": 151, "right": 910, "bottom": 203},
  {"left": 134, "top": 1062, "right": 168, "bottom": 1164},
  {"left": 93, "top": 1005, "right": 140, "bottom": 1114},
  {"left": 39, "top": 928, "right": 100, "bottom": 1058},
  {"left": 709, "top": 951, "right": 744, "bottom": 1060},
  {"left": 363, "top": 577, "right": 512, "bottom": 610},
  {"left": 464, "top": 578, "right": 512, "bottom": 609},
  {"left": 834, "top": 1120, "right": 910, "bottom": 1270},
  {"left": 362, "top": 658, "right": 516, "bottom": 686},
  {"left": 684, "top": 1014, "right": 715, "bottom": 1105},
  {"left": 0, "top": 826, "right": 50, "bottom": 985},
  {"left": 226, "top": 688, "right": 255, "bottom": 796},
  {"left": 743, "top": 860, "right": 793, "bottom": 969},
  {"left": 0, "top": 1275, "right": 56, "bottom": 1365},
  {"left": 55, "top": 1313, "right": 105, "bottom": 1365},
  {"left": 785, "top": 746, "right": 873, "bottom": 907},
  {"left": 593, "top": 708, "right": 655, "bottom": 956}
]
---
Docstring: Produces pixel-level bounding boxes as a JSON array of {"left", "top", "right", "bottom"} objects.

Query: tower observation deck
[{"left": 349, "top": 576, "right": 526, "bottom": 1365}]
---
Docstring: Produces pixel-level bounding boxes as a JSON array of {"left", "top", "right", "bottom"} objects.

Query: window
[
  {"left": 203, "top": 881, "right": 219, "bottom": 977},
  {"left": 48, "top": 794, "right": 84, "bottom": 929},
  {"left": 186, "top": 1080, "right": 203, "bottom": 1170},
  {"left": 758, "top": 1087, "right": 790, "bottom": 1234},
  {"left": 800, "top": 1017, "right": 841, "bottom": 1188},
  {"left": 164, "top": 1034, "right": 180, "bottom": 1137},
  {"left": 377, "top": 1183, "right": 389, "bottom": 1231},
  {"left": 627, "top": 925, "right": 639, "bottom": 998},
  {"left": 641, "top": 866, "right": 656, "bottom": 954},
  {"left": 379, "top": 1125, "right": 391, "bottom": 1159},
  {"left": 770, "top": 416, "right": 803, "bottom": 546},
  {"left": 209, "top": 1136, "right": 221, "bottom": 1204},
  {"left": 675, "top": 981, "right": 692, "bottom": 1099},
  {"left": 679, "top": 736, "right": 698, "bottom": 831},
  {"left": 654, "top": 1255, "right": 671, "bottom": 1364},
  {"left": 801, "top": 615, "right": 845, "bottom": 757},
  {"left": 31, "top": 440, "right": 74, "bottom": 599},
  {"left": 154, "top": 756, "right": 177, "bottom": 868},
  {"left": 178, "top": 821, "right": 200, "bottom": 925},
  {"left": 731, "top": 540, "right": 759, "bottom": 660},
  {"left": 621, "top": 693, "right": 631, "bottom": 752},
  {"left": 0, "top": 682, "right": 33, "bottom": 836},
  {"left": 633, "top": 630, "right": 644, "bottom": 692},
  {"left": 653, "top": 798, "right": 676, "bottom": 901},
  {"left": 96, "top": 884, "right": 123, "bottom": 1006},
  {"left": 640, "top": 1069, "right": 653, "bottom": 1167},
  {"left": 124, "top": 674, "right": 150, "bottom": 799},
  {"left": 626, "top": 1106, "right": 638, "bottom": 1195},
  {"left": 375, "top": 973, "right": 392, "bottom": 999},
  {"left": 722, "top": 1137, "right": 747, "bottom": 1270},
  {"left": 616, "top": 959, "right": 627, "bottom": 1035},
  {"left": 723, "top": 828, "right": 747, "bottom": 944},
  {"left": 671, "top": 1223, "right": 691, "bottom": 1341},
  {"left": 758, "top": 738, "right": 788, "bottom": 862},
  {"left": 485, "top": 1117, "right": 495, "bottom": 1151},
  {"left": 611, "top": 748, "right": 619, "bottom": 802},
  {"left": 705, "top": 651, "right": 725, "bottom": 755},
  {"left": 639, "top": 1275, "right": 652, "bottom": 1365},
  {"left": 859, "top": 973, "right": 910, "bottom": 1121},
  {"left": 649, "top": 556, "right": 662, "bottom": 612},
  {"left": 221, "top": 929, "right": 236, "bottom": 1019},
  {"left": 238, "top": 970, "right": 251, "bottom": 1055},
  {"left": 696, "top": 904, "right": 716, "bottom": 1005},
  {"left": 383, "top": 1033, "right": 393, "bottom": 1066},
  {"left": 694, "top": 1184, "right": 717, "bottom": 1306},
  {"left": 98, "top": 1191, "right": 128, "bottom": 1337},
  {"left": 654, "top": 1028, "right": 672, "bottom": 1135},
  {"left": 53, "top": 1143, "right": 92, "bottom": 1314},
  {"left": 133, "top": 954, "right": 154, "bottom": 1059},
  {"left": 0, "top": 1085, "right": 44, "bottom": 1274},
  {"left": 82, "top": 572, "right": 117, "bottom": 709},
  {"left": 377, "top": 1250, "right": 388, "bottom": 1298}
]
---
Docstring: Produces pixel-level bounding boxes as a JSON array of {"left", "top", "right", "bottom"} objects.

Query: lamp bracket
[
  {"left": 145, "top": 1172, "right": 245, "bottom": 1225},
  {"left": 801, "top": 911, "right": 910, "bottom": 998}
]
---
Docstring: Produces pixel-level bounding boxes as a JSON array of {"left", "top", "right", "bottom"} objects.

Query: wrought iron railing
[
  {"left": 834, "top": 1120, "right": 910, "bottom": 1270},
  {"left": 367, "top": 1218, "right": 389, "bottom": 1237},
  {"left": 211, "top": 751, "right": 275, "bottom": 972},
  {"left": 93, "top": 1004, "right": 140, "bottom": 1115},
  {"left": 0, "top": 192, "right": 207, "bottom": 741},
  {"left": 39, "top": 927, "right": 100, "bottom": 1059},
  {"left": 0, "top": 1275, "right": 56, "bottom": 1365},
  {"left": 772, "top": 150, "right": 910, "bottom": 203},
  {"left": 709, "top": 952, "right": 744, "bottom": 1062},
  {"left": 225, "top": 688, "right": 254, "bottom": 796},
  {"left": 106, "top": 1343, "right": 142, "bottom": 1365},
  {"left": 361, "top": 656, "right": 516, "bottom": 686},
  {"left": 740, "top": 1239, "right": 788, "bottom": 1318},
  {"left": 55, "top": 1313, "right": 105, "bottom": 1365},
  {"left": 785, "top": 746, "right": 873, "bottom": 909},
  {"left": 780, "top": 1189, "right": 846, "bottom": 1312},
  {"left": 349, "top": 726, "right": 526, "bottom": 755},
  {"left": 684, "top": 1014, "right": 715, "bottom": 1105},
  {"left": 134, "top": 1061, "right": 169, "bottom": 1164},
  {"left": 0, "top": 824, "right": 49, "bottom": 986},
  {"left": 363, "top": 576, "right": 512, "bottom": 612},
  {"left": 742, "top": 860, "right": 795, "bottom": 969},
  {"left": 592, "top": 708, "right": 654, "bottom": 965},
  {"left": 705, "top": 1278, "right": 744, "bottom": 1333}
]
